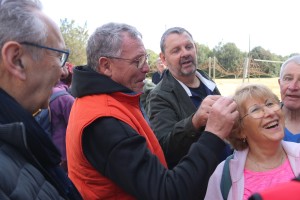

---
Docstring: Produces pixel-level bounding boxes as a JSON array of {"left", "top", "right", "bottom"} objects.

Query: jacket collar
[{"left": 171, "top": 70, "right": 216, "bottom": 97}]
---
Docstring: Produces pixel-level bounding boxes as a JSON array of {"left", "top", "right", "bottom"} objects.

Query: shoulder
[
  {"left": 0, "top": 141, "right": 62, "bottom": 198},
  {"left": 282, "top": 141, "right": 300, "bottom": 156}
]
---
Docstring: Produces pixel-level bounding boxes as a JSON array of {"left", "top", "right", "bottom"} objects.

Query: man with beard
[
  {"left": 146, "top": 27, "right": 232, "bottom": 169},
  {"left": 278, "top": 55, "right": 300, "bottom": 142}
]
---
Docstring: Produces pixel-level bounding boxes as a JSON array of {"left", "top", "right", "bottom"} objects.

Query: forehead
[
  {"left": 164, "top": 32, "right": 193, "bottom": 49},
  {"left": 39, "top": 11, "right": 65, "bottom": 48},
  {"left": 242, "top": 98, "right": 263, "bottom": 114},
  {"left": 282, "top": 62, "right": 300, "bottom": 76},
  {"left": 120, "top": 33, "right": 145, "bottom": 56}
]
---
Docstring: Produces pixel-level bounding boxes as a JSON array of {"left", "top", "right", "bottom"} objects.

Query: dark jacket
[
  {"left": 0, "top": 89, "right": 82, "bottom": 200},
  {"left": 152, "top": 70, "right": 165, "bottom": 84},
  {"left": 146, "top": 69, "right": 230, "bottom": 169},
  {"left": 0, "top": 123, "right": 64, "bottom": 200},
  {"left": 69, "top": 65, "right": 228, "bottom": 200}
]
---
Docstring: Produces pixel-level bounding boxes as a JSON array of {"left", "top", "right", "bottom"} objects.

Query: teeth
[{"left": 265, "top": 121, "right": 278, "bottom": 128}]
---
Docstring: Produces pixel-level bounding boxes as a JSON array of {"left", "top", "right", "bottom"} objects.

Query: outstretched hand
[{"left": 204, "top": 96, "right": 239, "bottom": 139}]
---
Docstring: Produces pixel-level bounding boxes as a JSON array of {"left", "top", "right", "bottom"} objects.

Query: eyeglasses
[
  {"left": 107, "top": 54, "right": 149, "bottom": 69},
  {"left": 240, "top": 99, "right": 281, "bottom": 120},
  {"left": 20, "top": 42, "right": 70, "bottom": 68}
]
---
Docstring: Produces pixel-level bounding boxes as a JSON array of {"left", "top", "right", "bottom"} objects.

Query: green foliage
[
  {"left": 196, "top": 43, "right": 212, "bottom": 66},
  {"left": 146, "top": 49, "right": 159, "bottom": 78},
  {"left": 213, "top": 42, "right": 244, "bottom": 72},
  {"left": 60, "top": 19, "right": 89, "bottom": 66},
  {"left": 250, "top": 47, "right": 281, "bottom": 77}
]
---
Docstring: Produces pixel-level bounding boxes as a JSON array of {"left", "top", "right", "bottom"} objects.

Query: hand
[
  {"left": 192, "top": 95, "right": 221, "bottom": 129},
  {"left": 205, "top": 96, "right": 239, "bottom": 139}
]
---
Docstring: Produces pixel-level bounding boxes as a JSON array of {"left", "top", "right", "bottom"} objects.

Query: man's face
[
  {"left": 109, "top": 33, "right": 149, "bottom": 93},
  {"left": 278, "top": 61, "right": 300, "bottom": 111},
  {"left": 156, "top": 60, "right": 165, "bottom": 73},
  {"left": 161, "top": 32, "right": 197, "bottom": 80},
  {"left": 25, "top": 12, "right": 66, "bottom": 109}
]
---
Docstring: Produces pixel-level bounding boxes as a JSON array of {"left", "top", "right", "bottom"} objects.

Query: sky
[{"left": 41, "top": 0, "right": 299, "bottom": 57}]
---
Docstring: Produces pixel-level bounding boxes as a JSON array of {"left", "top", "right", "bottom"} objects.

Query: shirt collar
[{"left": 175, "top": 71, "right": 216, "bottom": 97}]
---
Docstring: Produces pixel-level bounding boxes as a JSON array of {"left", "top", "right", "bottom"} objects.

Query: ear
[
  {"left": 1, "top": 41, "right": 26, "bottom": 80},
  {"left": 194, "top": 43, "right": 198, "bottom": 54},
  {"left": 159, "top": 53, "right": 167, "bottom": 66},
  {"left": 97, "top": 57, "right": 112, "bottom": 77}
]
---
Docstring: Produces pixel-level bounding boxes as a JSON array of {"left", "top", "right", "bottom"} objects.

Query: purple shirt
[{"left": 50, "top": 81, "right": 74, "bottom": 162}]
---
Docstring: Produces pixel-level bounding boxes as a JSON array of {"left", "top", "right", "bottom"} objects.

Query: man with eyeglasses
[
  {"left": 66, "top": 22, "right": 238, "bottom": 199},
  {"left": 0, "top": 0, "right": 81, "bottom": 199}
]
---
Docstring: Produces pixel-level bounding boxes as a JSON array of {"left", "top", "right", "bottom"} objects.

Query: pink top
[{"left": 243, "top": 158, "right": 295, "bottom": 200}]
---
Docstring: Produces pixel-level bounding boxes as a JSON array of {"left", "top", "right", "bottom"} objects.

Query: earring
[{"left": 243, "top": 137, "right": 246, "bottom": 143}]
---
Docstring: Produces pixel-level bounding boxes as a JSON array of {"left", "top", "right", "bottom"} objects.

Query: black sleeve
[{"left": 82, "top": 117, "right": 226, "bottom": 200}]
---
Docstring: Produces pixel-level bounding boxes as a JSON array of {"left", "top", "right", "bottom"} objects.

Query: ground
[{"left": 214, "top": 78, "right": 281, "bottom": 99}]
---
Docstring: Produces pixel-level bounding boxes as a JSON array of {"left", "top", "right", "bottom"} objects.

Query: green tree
[
  {"left": 213, "top": 42, "right": 245, "bottom": 73},
  {"left": 60, "top": 18, "right": 89, "bottom": 66},
  {"left": 196, "top": 43, "right": 212, "bottom": 67},
  {"left": 146, "top": 49, "right": 159, "bottom": 78},
  {"left": 250, "top": 46, "right": 278, "bottom": 77}
]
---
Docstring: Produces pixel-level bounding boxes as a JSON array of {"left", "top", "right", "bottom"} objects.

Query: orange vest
[{"left": 66, "top": 92, "right": 167, "bottom": 200}]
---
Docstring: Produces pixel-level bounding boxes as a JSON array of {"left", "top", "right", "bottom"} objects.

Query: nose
[
  {"left": 288, "top": 80, "right": 300, "bottom": 90},
  {"left": 60, "top": 66, "right": 69, "bottom": 79},
  {"left": 141, "top": 62, "right": 150, "bottom": 73},
  {"left": 263, "top": 106, "right": 276, "bottom": 117},
  {"left": 180, "top": 48, "right": 191, "bottom": 57}
]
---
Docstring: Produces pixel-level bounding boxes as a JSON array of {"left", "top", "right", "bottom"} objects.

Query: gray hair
[
  {"left": 279, "top": 55, "right": 300, "bottom": 79},
  {"left": 0, "top": 0, "right": 48, "bottom": 60},
  {"left": 86, "top": 22, "right": 143, "bottom": 71},
  {"left": 160, "top": 27, "right": 194, "bottom": 54}
]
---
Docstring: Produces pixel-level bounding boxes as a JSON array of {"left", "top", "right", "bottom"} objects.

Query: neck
[
  {"left": 179, "top": 75, "right": 200, "bottom": 88},
  {"left": 246, "top": 146, "right": 286, "bottom": 171},
  {"left": 284, "top": 107, "right": 300, "bottom": 133}
]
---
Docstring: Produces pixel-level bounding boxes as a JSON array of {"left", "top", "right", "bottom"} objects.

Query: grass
[{"left": 214, "top": 77, "right": 281, "bottom": 99}]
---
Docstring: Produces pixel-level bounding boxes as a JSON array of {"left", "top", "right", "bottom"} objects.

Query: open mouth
[
  {"left": 263, "top": 120, "right": 279, "bottom": 129},
  {"left": 181, "top": 60, "right": 192, "bottom": 65},
  {"left": 286, "top": 94, "right": 300, "bottom": 99}
]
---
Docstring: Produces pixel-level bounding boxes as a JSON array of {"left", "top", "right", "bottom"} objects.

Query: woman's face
[{"left": 240, "top": 97, "right": 285, "bottom": 147}]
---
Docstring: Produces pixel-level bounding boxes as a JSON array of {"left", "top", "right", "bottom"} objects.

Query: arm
[
  {"left": 82, "top": 117, "right": 226, "bottom": 200},
  {"left": 146, "top": 90, "right": 202, "bottom": 168}
]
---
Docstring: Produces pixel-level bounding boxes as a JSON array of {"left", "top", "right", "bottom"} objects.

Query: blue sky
[{"left": 41, "top": 0, "right": 299, "bottom": 57}]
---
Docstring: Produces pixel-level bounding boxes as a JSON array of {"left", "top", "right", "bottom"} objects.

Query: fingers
[
  {"left": 192, "top": 95, "right": 220, "bottom": 128},
  {"left": 205, "top": 96, "right": 239, "bottom": 139}
]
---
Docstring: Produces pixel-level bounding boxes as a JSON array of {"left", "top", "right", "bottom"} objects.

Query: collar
[{"left": 175, "top": 71, "right": 216, "bottom": 97}]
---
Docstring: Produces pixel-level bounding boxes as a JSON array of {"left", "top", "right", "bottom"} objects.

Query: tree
[
  {"left": 60, "top": 18, "right": 89, "bottom": 66},
  {"left": 146, "top": 49, "right": 159, "bottom": 78},
  {"left": 196, "top": 43, "right": 212, "bottom": 67},
  {"left": 250, "top": 46, "right": 279, "bottom": 77},
  {"left": 213, "top": 42, "right": 245, "bottom": 73}
]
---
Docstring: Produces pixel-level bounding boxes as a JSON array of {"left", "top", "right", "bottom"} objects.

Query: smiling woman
[{"left": 204, "top": 83, "right": 300, "bottom": 200}]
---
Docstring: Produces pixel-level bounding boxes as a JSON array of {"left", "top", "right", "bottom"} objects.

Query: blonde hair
[{"left": 226, "top": 83, "right": 279, "bottom": 150}]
